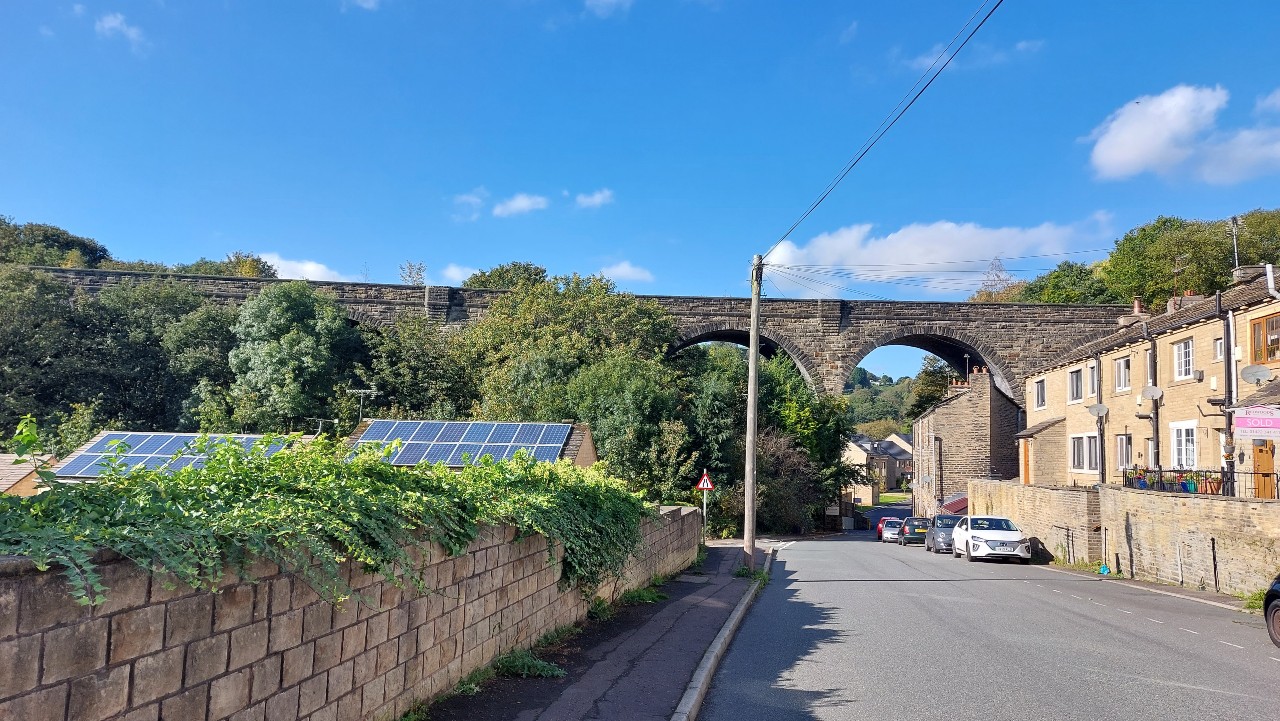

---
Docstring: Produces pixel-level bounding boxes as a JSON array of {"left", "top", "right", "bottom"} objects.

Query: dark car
[
  {"left": 899, "top": 517, "right": 929, "bottom": 545},
  {"left": 924, "top": 514, "right": 962, "bottom": 554},
  {"left": 1266, "top": 576, "right": 1280, "bottom": 647}
]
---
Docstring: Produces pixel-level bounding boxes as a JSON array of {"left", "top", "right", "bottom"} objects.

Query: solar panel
[
  {"left": 55, "top": 433, "right": 283, "bottom": 479},
  {"left": 354, "top": 420, "right": 574, "bottom": 467}
]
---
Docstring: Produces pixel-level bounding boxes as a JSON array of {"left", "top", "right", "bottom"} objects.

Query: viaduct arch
[{"left": 36, "top": 267, "right": 1126, "bottom": 406}]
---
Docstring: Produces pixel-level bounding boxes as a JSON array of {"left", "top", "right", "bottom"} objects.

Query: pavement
[{"left": 427, "top": 543, "right": 758, "bottom": 721}]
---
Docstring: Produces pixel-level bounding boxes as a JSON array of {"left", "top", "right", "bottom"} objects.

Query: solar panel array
[
  {"left": 55, "top": 433, "right": 285, "bottom": 479},
  {"left": 355, "top": 420, "right": 572, "bottom": 466}
]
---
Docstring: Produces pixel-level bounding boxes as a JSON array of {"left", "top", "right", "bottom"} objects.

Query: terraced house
[{"left": 1019, "top": 267, "right": 1280, "bottom": 499}]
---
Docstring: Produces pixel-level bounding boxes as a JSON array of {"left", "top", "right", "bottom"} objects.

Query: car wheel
[
  {"left": 966, "top": 545, "right": 976, "bottom": 562},
  {"left": 924, "top": 540, "right": 931, "bottom": 552},
  {"left": 1019, "top": 557, "right": 1030, "bottom": 565},
  {"left": 1267, "top": 599, "right": 1280, "bottom": 648},
  {"left": 952, "top": 546, "right": 961, "bottom": 559}
]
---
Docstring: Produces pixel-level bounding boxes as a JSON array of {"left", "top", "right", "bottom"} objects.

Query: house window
[
  {"left": 1251, "top": 313, "right": 1280, "bottom": 363},
  {"left": 1116, "top": 434, "right": 1132, "bottom": 470},
  {"left": 1145, "top": 349, "right": 1153, "bottom": 386},
  {"left": 1087, "top": 363, "right": 1098, "bottom": 397},
  {"left": 1034, "top": 379, "right": 1046, "bottom": 409},
  {"left": 1214, "top": 338, "right": 1224, "bottom": 362},
  {"left": 1068, "top": 369, "right": 1083, "bottom": 402},
  {"left": 1173, "top": 338, "right": 1194, "bottom": 381},
  {"left": 1170, "top": 421, "right": 1197, "bottom": 469},
  {"left": 1070, "top": 434, "right": 1099, "bottom": 472},
  {"left": 1114, "top": 357, "right": 1131, "bottom": 391}
]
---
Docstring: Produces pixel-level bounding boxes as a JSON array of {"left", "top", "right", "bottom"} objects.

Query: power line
[
  {"left": 772, "top": 246, "right": 1112, "bottom": 270},
  {"left": 764, "top": 0, "right": 1006, "bottom": 259}
]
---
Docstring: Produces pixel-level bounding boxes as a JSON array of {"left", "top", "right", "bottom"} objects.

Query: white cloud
[
  {"left": 904, "top": 39, "right": 1040, "bottom": 72},
  {"left": 344, "top": 0, "right": 381, "bottom": 9},
  {"left": 439, "top": 263, "right": 478, "bottom": 285},
  {"left": 493, "top": 193, "right": 549, "bottom": 217},
  {"left": 451, "top": 187, "right": 488, "bottom": 222},
  {"left": 839, "top": 21, "right": 858, "bottom": 44},
  {"left": 575, "top": 188, "right": 614, "bottom": 209},
  {"left": 585, "top": 0, "right": 632, "bottom": 18},
  {"left": 258, "top": 253, "right": 354, "bottom": 282},
  {"left": 600, "top": 260, "right": 654, "bottom": 283},
  {"left": 73, "top": 4, "right": 85, "bottom": 17},
  {"left": 94, "top": 12, "right": 148, "bottom": 54},
  {"left": 1088, "top": 84, "right": 1227, "bottom": 179},
  {"left": 39, "top": 25, "right": 55, "bottom": 37},
  {"left": 765, "top": 213, "right": 1112, "bottom": 298},
  {"left": 1087, "top": 84, "right": 1280, "bottom": 184},
  {"left": 1257, "top": 88, "right": 1280, "bottom": 114}
]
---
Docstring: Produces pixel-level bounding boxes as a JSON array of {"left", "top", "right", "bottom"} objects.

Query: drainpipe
[
  {"left": 1095, "top": 351, "right": 1106, "bottom": 485},
  {"left": 1143, "top": 321, "right": 1161, "bottom": 472},
  {"left": 934, "top": 434, "right": 944, "bottom": 506},
  {"left": 1221, "top": 292, "right": 1236, "bottom": 495}
]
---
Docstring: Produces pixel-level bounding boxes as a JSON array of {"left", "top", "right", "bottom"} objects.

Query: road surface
[{"left": 701, "top": 527, "right": 1280, "bottom": 720}]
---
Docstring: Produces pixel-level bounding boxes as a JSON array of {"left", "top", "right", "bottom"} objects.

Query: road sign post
[{"left": 695, "top": 469, "right": 714, "bottom": 538}]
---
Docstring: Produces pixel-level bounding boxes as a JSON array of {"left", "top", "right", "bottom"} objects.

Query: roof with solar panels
[
  {"left": 346, "top": 419, "right": 597, "bottom": 469},
  {"left": 50, "top": 431, "right": 299, "bottom": 480}
]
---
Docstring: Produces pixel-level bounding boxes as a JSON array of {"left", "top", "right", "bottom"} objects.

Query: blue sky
[{"left": 4, "top": 1, "right": 1280, "bottom": 378}]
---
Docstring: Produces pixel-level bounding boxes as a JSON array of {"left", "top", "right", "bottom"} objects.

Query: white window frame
[
  {"left": 1087, "top": 363, "right": 1098, "bottom": 397},
  {"left": 1067, "top": 369, "right": 1084, "bottom": 403},
  {"left": 1146, "top": 438, "right": 1156, "bottom": 467},
  {"left": 1070, "top": 433, "right": 1099, "bottom": 472},
  {"left": 1145, "top": 348, "right": 1154, "bottom": 386},
  {"left": 1034, "top": 379, "right": 1046, "bottom": 409},
  {"left": 1114, "top": 357, "right": 1131, "bottom": 391},
  {"left": 1213, "top": 338, "right": 1224, "bottom": 362},
  {"left": 1169, "top": 420, "right": 1198, "bottom": 470},
  {"left": 1116, "top": 434, "right": 1132, "bottom": 470},
  {"left": 1173, "top": 338, "right": 1194, "bottom": 381}
]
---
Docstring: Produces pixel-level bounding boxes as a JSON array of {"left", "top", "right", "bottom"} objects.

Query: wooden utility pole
[{"left": 743, "top": 254, "right": 763, "bottom": 570}]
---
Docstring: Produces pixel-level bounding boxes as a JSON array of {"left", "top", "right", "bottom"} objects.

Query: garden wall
[
  {"left": 967, "top": 479, "right": 1101, "bottom": 563},
  {"left": 1099, "top": 486, "right": 1280, "bottom": 595},
  {"left": 0, "top": 506, "right": 701, "bottom": 721}
]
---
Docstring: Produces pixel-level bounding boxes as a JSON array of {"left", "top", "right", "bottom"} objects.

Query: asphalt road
[{"left": 700, "top": 526, "right": 1280, "bottom": 720}]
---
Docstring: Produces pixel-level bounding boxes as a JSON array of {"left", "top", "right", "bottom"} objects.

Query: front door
[{"left": 1253, "top": 440, "right": 1276, "bottom": 500}]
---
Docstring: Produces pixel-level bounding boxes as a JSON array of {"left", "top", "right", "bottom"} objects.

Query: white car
[
  {"left": 881, "top": 519, "right": 903, "bottom": 543},
  {"left": 951, "top": 515, "right": 1031, "bottom": 564}
]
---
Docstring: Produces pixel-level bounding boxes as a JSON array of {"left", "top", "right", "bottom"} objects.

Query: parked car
[
  {"left": 876, "top": 516, "right": 900, "bottom": 540},
  {"left": 950, "top": 515, "right": 1031, "bottom": 563},
  {"left": 881, "top": 519, "right": 903, "bottom": 543},
  {"left": 924, "top": 514, "right": 961, "bottom": 554},
  {"left": 899, "top": 517, "right": 929, "bottom": 545},
  {"left": 1266, "top": 576, "right": 1280, "bottom": 647}
]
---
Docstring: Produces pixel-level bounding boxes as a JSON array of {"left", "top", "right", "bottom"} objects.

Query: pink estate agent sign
[{"left": 1235, "top": 407, "right": 1280, "bottom": 438}]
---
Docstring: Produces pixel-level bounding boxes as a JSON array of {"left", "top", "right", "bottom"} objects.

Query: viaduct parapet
[{"left": 34, "top": 266, "right": 1126, "bottom": 402}]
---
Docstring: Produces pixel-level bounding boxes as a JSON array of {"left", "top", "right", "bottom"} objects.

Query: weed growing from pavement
[
  {"left": 453, "top": 666, "right": 496, "bottom": 697},
  {"left": 693, "top": 543, "right": 708, "bottom": 570},
  {"left": 493, "top": 648, "right": 567, "bottom": 679},
  {"left": 588, "top": 596, "right": 615, "bottom": 621},
  {"left": 734, "top": 566, "right": 769, "bottom": 584},
  {"left": 535, "top": 624, "right": 581, "bottom": 650},
  {"left": 1239, "top": 589, "right": 1266, "bottom": 610},
  {"left": 619, "top": 586, "right": 669, "bottom": 605}
]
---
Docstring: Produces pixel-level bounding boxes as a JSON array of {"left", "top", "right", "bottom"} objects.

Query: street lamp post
[{"left": 963, "top": 353, "right": 971, "bottom": 379}]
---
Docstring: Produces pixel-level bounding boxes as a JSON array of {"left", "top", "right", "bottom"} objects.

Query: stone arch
[
  {"left": 344, "top": 308, "right": 384, "bottom": 327},
  {"left": 671, "top": 321, "right": 823, "bottom": 392},
  {"left": 847, "top": 325, "right": 1018, "bottom": 399}
]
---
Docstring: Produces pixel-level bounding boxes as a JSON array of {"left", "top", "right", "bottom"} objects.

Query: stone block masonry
[
  {"left": 33, "top": 267, "right": 1125, "bottom": 399},
  {"left": 0, "top": 506, "right": 701, "bottom": 721},
  {"left": 968, "top": 479, "right": 1101, "bottom": 563}
]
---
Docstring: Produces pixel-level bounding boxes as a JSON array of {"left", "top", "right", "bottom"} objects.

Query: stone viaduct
[{"left": 36, "top": 267, "right": 1127, "bottom": 403}]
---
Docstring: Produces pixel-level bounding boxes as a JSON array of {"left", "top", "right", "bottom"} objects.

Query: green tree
[
  {"left": 362, "top": 313, "right": 470, "bottom": 419},
  {"left": 228, "top": 282, "right": 365, "bottom": 432},
  {"left": 0, "top": 217, "right": 111, "bottom": 267},
  {"left": 1016, "top": 261, "right": 1120, "bottom": 304},
  {"left": 462, "top": 262, "right": 548, "bottom": 289},
  {"left": 174, "top": 252, "right": 278, "bottom": 278},
  {"left": 904, "top": 355, "right": 958, "bottom": 419}
]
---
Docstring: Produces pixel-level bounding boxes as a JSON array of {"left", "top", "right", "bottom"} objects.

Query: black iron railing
[{"left": 1121, "top": 467, "right": 1279, "bottom": 500}]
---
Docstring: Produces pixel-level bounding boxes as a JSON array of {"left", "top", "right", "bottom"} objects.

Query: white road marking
[
  {"left": 1217, "top": 641, "right": 1243, "bottom": 649},
  {"left": 1180, "top": 628, "right": 1200, "bottom": 635},
  {"left": 1118, "top": 609, "right": 1133, "bottom": 614},
  {"left": 1036, "top": 584, "right": 1044, "bottom": 587},
  {"left": 1271, "top": 657, "right": 1280, "bottom": 663},
  {"left": 1052, "top": 589, "right": 1062, "bottom": 593},
  {"left": 1146, "top": 618, "right": 1164, "bottom": 624},
  {"left": 1070, "top": 594, "right": 1083, "bottom": 599},
  {"left": 1091, "top": 601, "right": 1107, "bottom": 607}
]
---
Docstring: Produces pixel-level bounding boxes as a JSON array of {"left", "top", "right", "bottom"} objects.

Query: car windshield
[
  {"left": 905, "top": 520, "right": 927, "bottom": 529},
  {"left": 970, "top": 517, "right": 1018, "bottom": 532},
  {"left": 933, "top": 515, "right": 960, "bottom": 528},
  {"left": 884, "top": 520, "right": 902, "bottom": 528}
]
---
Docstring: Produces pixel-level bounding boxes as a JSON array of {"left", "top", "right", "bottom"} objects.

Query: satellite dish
[
  {"left": 1241, "top": 365, "right": 1274, "bottom": 385},
  {"left": 1140, "top": 386, "right": 1164, "bottom": 400},
  {"left": 1087, "top": 403, "right": 1109, "bottom": 418}
]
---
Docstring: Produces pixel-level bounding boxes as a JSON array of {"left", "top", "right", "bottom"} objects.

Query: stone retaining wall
[
  {"left": 1099, "top": 487, "right": 1280, "bottom": 595},
  {"left": 967, "top": 479, "right": 1101, "bottom": 563},
  {"left": 0, "top": 506, "right": 701, "bottom": 721}
]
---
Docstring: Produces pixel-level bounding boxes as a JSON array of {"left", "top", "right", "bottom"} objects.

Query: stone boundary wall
[
  {"left": 968, "top": 479, "right": 1101, "bottom": 563},
  {"left": 0, "top": 506, "right": 701, "bottom": 721},
  {"left": 1099, "top": 487, "right": 1280, "bottom": 595}
]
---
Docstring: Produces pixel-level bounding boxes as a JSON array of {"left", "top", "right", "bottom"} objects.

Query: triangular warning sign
[{"left": 695, "top": 471, "right": 714, "bottom": 491}]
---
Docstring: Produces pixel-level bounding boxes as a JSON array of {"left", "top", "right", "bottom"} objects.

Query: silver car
[
  {"left": 924, "top": 514, "right": 962, "bottom": 554},
  {"left": 881, "top": 519, "right": 903, "bottom": 543}
]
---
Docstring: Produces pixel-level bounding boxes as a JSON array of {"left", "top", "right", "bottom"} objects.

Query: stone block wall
[
  {"left": 1099, "top": 486, "right": 1280, "bottom": 595},
  {"left": 0, "top": 507, "right": 701, "bottom": 721},
  {"left": 968, "top": 479, "right": 1101, "bottom": 563}
]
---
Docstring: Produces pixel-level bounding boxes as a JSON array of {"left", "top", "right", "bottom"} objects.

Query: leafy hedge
[{"left": 0, "top": 438, "right": 652, "bottom": 605}]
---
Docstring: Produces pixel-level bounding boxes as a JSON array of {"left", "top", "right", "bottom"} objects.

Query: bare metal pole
[{"left": 743, "top": 254, "right": 763, "bottom": 571}]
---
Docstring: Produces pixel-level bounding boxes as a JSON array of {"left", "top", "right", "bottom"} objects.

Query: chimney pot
[{"left": 1132, "top": 296, "right": 1143, "bottom": 314}]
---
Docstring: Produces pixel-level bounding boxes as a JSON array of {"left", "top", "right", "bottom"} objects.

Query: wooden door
[{"left": 1253, "top": 440, "right": 1276, "bottom": 500}]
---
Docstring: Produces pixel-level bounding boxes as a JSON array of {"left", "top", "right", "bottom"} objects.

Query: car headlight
[
  {"left": 970, "top": 536, "right": 985, "bottom": 544},
  {"left": 1018, "top": 536, "right": 1029, "bottom": 545}
]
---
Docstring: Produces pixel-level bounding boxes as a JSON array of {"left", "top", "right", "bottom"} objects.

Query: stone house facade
[
  {"left": 911, "top": 367, "right": 1021, "bottom": 516},
  {"left": 1020, "top": 272, "right": 1280, "bottom": 497}
]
